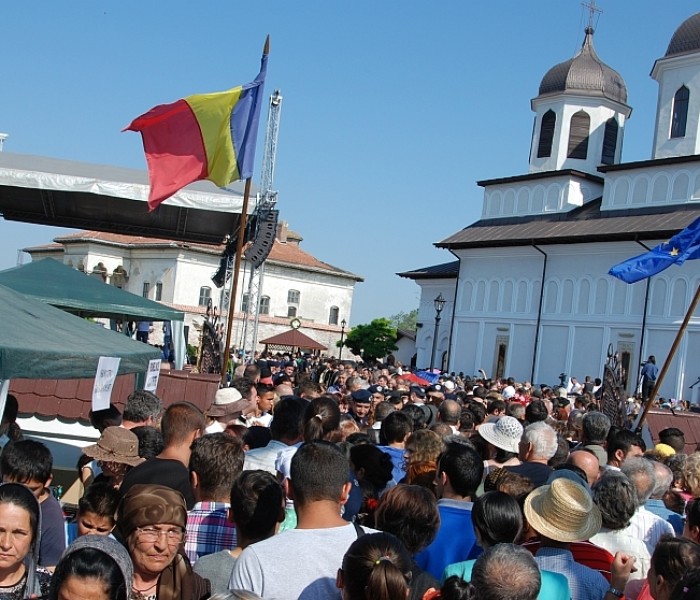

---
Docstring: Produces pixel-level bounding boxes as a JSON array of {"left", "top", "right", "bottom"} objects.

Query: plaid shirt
[{"left": 185, "top": 501, "right": 236, "bottom": 565}]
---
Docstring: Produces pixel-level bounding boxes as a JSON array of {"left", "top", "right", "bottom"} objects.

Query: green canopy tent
[
  {"left": 0, "top": 283, "right": 161, "bottom": 380},
  {"left": 0, "top": 258, "right": 186, "bottom": 367}
]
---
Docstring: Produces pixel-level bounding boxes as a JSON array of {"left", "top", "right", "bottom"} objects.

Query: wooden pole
[
  {"left": 220, "top": 178, "right": 252, "bottom": 384},
  {"left": 635, "top": 282, "right": 700, "bottom": 434}
]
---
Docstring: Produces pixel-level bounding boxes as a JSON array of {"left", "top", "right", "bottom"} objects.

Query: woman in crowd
[
  {"left": 441, "top": 491, "right": 569, "bottom": 600},
  {"left": 374, "top": 484, "right": 440, "bottom": 600},
  {"left": 337, "top": 532, "right": 413, "bottom": 600},
  {"left": 49, "top": 535, "right": 133, "bottom": 600},
  {"left": 82, "top": 426, "right": 145, "bottom": 489},
  {"left": 646, "top": 536, "right": 700, "bottom": 600},
  {"left": 349, "top": 444, "right": 395, "bottom": 497},
  {"left": 117, "top": 484, "right": 209, "bottom": 600},
  {"left": 477, "top": 416, "right": 522, "bottom": 474},
  {"left": 0, "top": 483, "right": 51, "bottom": 599},
  {"left": 403, "top": 429, "right": 444, "bottom": 490}
]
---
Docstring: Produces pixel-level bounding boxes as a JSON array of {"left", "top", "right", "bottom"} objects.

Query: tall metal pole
[{"left": 430, "top": 293, "right": 446, "bottom": 371}]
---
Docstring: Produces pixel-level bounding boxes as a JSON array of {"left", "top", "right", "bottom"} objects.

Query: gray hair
[
  {"left": 650, "top": 460, "right": 674, "bottom": 499},
  {"left": 471, "top": 543, "right": 541, "bottom": 600},
  {"left": 621, "top": 456, "right": 656, "bottom": 504},
  {"left": 582, "top": 412, "right": 611, "bottom": 445},
  {"left": 123, "top": 390, "right": 162, "bottom": 423},
  {"left": 522, "top": 421, "right": 558, "bottom": 460},
  {"left": 593, "top": 471, "right": 639, "bottom": 530},
  {"left": 211, "top": 592, "right": 264, "bottom": 600}
]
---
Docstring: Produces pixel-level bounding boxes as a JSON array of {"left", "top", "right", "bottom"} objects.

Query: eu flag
[{"left": 609, "top": 215, "right": 700, "bottom": 283}]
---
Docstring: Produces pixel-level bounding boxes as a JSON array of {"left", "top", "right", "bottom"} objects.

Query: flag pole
[
  {"left": 635, "top": 281, "right": 700, "bottom": 434},
  {"left": 220, "top": 178, "right": 252, "bottom": 384}
]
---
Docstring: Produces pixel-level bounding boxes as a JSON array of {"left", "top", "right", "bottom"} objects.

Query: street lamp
[
  {"left": 430, "top": 293, "right": 446, "bottom": 371},
  {"left": 338, "top": 318, "right": 347, "bottom": 360}
]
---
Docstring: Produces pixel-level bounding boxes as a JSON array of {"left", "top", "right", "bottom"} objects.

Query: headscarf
[
  {"left": 0, "top": 483, "right": 42, "bottom": 599},
  {"left": 54, "top": 535, "right": 133, "bottom": 599},
  {"left": 117, "top": 484, "right": 209, "bottom": 600}
]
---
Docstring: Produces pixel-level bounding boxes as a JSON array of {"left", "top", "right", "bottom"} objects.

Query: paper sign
[
  {"left": 92, "top": 357, "right": 121, "bottom": 411},
  {"left": 144, "top": 359, "right": 162, "bottom": 392}
]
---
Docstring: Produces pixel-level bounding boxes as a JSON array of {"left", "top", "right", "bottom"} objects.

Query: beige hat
[
  {"left": 556, "top": 387, "right": 569, "bottom": 400},
  {"left": 82, "top": 426, "right": 145, "bottom": 467},
  {"left": 524, "top": 478, "right": 601, "bottom": 543},
  {"left": 208, "top": 387, "right": 245, "bottom": 417}
]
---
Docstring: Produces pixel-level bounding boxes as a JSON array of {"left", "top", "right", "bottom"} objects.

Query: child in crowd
[
  {"left": 66, "top": 481, "right": 120, "bottom": 543},
  {"left": 0, "top": 439, "right": 66, "bottom": 570}
]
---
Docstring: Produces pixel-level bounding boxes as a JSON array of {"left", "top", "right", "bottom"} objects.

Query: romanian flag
[
  {"left": 125, "top": 41, "right": 268, "bottom": 211},
  {"left": 609, "top": 215, "right": 700, "bottom": 283}
]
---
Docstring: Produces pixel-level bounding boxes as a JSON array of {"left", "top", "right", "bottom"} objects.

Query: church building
[{"left": 401, "top": 12, "right": 700, "bottom": 402}]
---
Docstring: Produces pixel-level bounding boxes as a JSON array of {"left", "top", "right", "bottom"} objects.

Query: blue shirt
[
  {"left": 641, "top": 361, "right": 658, "bottom": 382},
  {"left": 535, "top": 547, "right": 608, "bottom": 600},
  {"left": 645, "top": 499, "right": 684, "bottom": 535},
  {"left": 415, "top": 499, "right": 479, "bottom": 580},
  {"left": 378, "top": 445, "right": 406, "bottom": 483}
]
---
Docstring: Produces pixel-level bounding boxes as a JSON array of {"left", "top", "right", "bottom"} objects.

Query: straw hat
[
  {"left": 524, "top": 478, "right": 602, "bottom": 543},
  {"left": 207, "top": 387, "right": 245, "bottom": 417},
  {"left": 82, "top": 426, "right": 145, "bottom": 467},
  {"left": 478, "top": 416, "right": 523, "bottom": 454}
]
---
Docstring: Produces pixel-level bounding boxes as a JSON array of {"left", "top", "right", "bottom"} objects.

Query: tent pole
[
  {"left": 221, "top": 178, "right": 252, "bottom": 385},
  {"left": 635, "top": 281, "right": 700, "bottom": 434}
]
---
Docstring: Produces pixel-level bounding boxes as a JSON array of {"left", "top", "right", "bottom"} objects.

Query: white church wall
[
  {"left": 603, "top": 162, "right": 700, "bottom": 210},
  {"left": 414, "top": 280, "right": 454, "bottom": 369}
]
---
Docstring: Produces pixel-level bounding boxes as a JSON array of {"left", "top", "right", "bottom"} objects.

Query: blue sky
[{"left": 1, "top": 1, "right": 698, "bottom": 325}]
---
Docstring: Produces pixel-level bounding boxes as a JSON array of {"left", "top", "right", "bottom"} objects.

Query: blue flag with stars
[{"left": 609, "top": 216, "right": 700, "bottom": 283}]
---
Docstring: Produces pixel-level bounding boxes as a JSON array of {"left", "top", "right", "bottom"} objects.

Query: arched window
[
  {"left": 155, "top": 282, "right": 163, "bottom": 301},
  {"left": 537, "top": 110, "right": 556, "bottom": 158},
  {"left": 142, "top": 282, "right": 150, "bottom": 298},
  {"left": 259, "top": 296, "right": 270, "bottom": 315},
  {"left": 287, "top": 289, "right": 300, "bottom": 304},
  {"left": 601, "top": 117, "right": 618, "bottom": 165},
  {"left": 198, "top": 286, "right": 211, "bottom": 306},
  {"left": 671, "top": 85, "right": 689, "bottom": 138},
  {"left": 241, "top": 293, "right": 249, "bottom": 313},
  {"left": 329, "top": 306, "right": 339, "bottom": 325},
  {"left": 287, "top": 306, "right": 297, "bottom": 318},
  {"left": 567, "top": 110, "right": 590, "bottom": 159}
]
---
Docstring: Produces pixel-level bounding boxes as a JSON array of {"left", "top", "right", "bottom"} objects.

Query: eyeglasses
[{"left": 135, "top": 527, "right": 185, "bottom": 544}]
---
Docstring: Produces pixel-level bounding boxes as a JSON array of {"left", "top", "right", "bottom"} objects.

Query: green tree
[
  {"left": 389, "top": 309, "right": 418, "bottom": 331},
  {"left": 340, "top": 318, "right": 398, "bottom": 363}
]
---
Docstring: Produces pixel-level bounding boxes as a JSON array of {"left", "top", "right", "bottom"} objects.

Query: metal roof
[
  {"left": 397, "top": 260, "right": 459, "bottom": 280},
  {"left": 666, "top": 12, "right": 700, "bottom": 57},
  {"left": 437, "top": 199, "right": 700, "bottom": 249},
  {"left": 537, "top": 28, "right": 627, "bottom": 105}
]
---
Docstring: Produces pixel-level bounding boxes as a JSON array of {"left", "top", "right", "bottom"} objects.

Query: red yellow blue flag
[{"left": 125, "top": 39, "right": 268, "bottom": 211}]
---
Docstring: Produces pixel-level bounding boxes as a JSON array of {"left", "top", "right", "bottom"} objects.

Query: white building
[
  {"left": 25, "top": 222, "right": 363, "bottom": 356},
  {"left": 401, "top": 12, "right": 700, "bottom": 401}
]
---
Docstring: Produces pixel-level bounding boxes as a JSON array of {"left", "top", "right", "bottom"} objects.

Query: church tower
[
  {"left": 529, "top": 27, "right": 632, "bottom": 175},
  {"left": 651, "top": 12, "right": 700, "bottom": 159}
]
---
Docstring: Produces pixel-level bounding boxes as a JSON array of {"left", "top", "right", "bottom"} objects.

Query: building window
[
  {"left": 155, "top": 282, "right": 163, "bottom": 301},
  {"left": 537, "top": 110, "right": 556, "bottom": 158},
  {"left": 241, "top": 293, "right": 249, "bottom": 313},
  {"left": 601, "top": 117, "right": 619, "bottom": 165},
  {"left": 329, "top": 306, "right": 339, "bottom": 325},
  {"left": 198, "top": 286, "right": 211, "bottom": 306},
  {"left": 567, "top": 110, "right": 590, "bottom": 159},
  {"left": 259, "top": 296, "right": 270, "bottom": 315},
  {"left": 671, "top": 85, "right": 689, "bottom": 138},
  {"left": 142, "top": 282, "right": 150, "bottom": 298},
  {"left": 287, "top": 289, "right": 300, "bottom": 304},
  {"left": 287, "top": 306, "right": 297, "bottom": 317}
]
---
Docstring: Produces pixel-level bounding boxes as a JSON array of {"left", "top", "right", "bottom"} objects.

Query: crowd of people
[{"left": 3, "top": 355, "right": 700, "bottom": 600}]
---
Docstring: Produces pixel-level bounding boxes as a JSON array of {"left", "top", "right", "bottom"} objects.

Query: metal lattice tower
[{"left": 240, "top": 90, "right": 283, "bottom": 355}]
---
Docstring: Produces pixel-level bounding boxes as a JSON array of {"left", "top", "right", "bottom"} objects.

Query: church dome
[
  {"left": 537, "top": 27, "right": 627, "bottom": 104},
  {"left": 666, "top": 12, "right": 700, "bottom": 57}
]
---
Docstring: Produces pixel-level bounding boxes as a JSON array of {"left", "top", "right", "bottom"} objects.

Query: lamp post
[
  {"left": 338, "top": 318, "right": 347, "bottom": 360},
  {"left": 430, "top": 293, "right": 446, "bottom": 372}
]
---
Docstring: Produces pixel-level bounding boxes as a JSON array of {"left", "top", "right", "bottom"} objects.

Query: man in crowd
[
  {"left": 416, "top": 440, "right": 484, "bottom": 579},
  {"left": 186, "top": 432, "right": 244, "bottom": 564},
  {"left": 121, "top": 389, "right": 162, "bottom": 429},
  {"left": 120, "top": 402, "right": 204, "bottom": 509},
  {"left": 230, "top": 441, "right": 374, "bottom": 599},
  {"left": 506, "top": 421, "right": 558, "bottom": 487}
]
